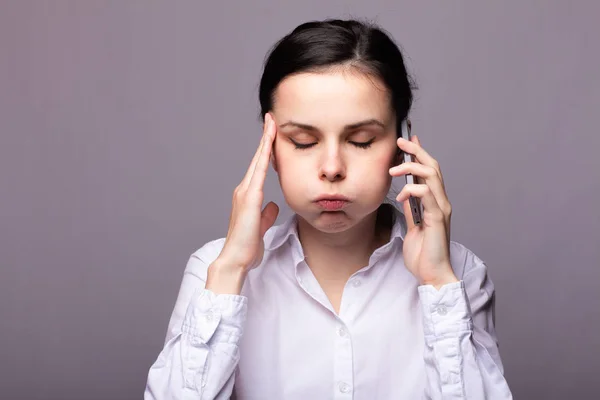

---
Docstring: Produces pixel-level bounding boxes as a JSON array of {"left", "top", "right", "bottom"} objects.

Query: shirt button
[
  {"left": 436, "top": 305, "right": 448, "bottom": 316},
  {"left": 352, "top": 279, "right": 361, "bottom": 287},
  {"left": 337, "top": 327, "right": 347, "bottom": 337},
  {"left": 338, "top": 381, "right": 351, "bottom": 393}
]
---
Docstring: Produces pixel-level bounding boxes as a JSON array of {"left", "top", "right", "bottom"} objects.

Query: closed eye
[
  {"left": 291, "top": 138, "right": 375, "bottom": 150},
  {"left": 350, "top": 139, "right": 375, "bottom": 149},
  {"left": 291, "top": 140, "right": 316, "bottom": 150}
]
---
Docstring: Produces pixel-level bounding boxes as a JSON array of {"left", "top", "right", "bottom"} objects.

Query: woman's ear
[
  {"left": 268, "top": 112, "right": 279, "bottom": 173},
  {"left": 394, "top": 118, "right": 411, "bottom": 165},
  {"left": 270, "top": 150, "right": 278, "bottom": 173},
  {"left": 396, "top": 148, "right": 403, "bottom": 163}
]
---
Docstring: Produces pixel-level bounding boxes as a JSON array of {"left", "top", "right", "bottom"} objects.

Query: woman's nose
[{"left": 319, "top": 150, "right": 346, "bottom": 182}]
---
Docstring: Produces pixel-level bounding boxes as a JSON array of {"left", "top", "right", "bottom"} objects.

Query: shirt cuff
[
  {"left": 418, "top": 280, "right": 473, "bottom": 342},
  {"left": 182, "top": 288, "right": 248, "bottom": 345}
]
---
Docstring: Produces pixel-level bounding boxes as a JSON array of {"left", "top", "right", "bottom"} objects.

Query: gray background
[{"left": 1, "top": 1, "right": 599, "bottom": 399}]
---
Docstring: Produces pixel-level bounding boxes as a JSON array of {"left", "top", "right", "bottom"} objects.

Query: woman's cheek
[
  {"left": 281, "top": 159, "right": 307, "bottom": 182},
  {"left": 369, "top": 150, "right": 396, "bottom": 177},
  {"left": 274, "top": 152, "right": 306, "bottom": 186}
]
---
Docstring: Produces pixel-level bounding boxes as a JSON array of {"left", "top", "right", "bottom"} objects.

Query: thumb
[{"left": 260, "top": 201, "right": 279, "bottom": 236}]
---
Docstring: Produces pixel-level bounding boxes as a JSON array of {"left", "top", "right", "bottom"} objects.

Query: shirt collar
[{"left": 264, "top": 204, "right": 407, "bottom": 253}]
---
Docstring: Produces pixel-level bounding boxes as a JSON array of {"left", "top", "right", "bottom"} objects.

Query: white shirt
[{"left": 145, "top": 206, "right": 513, "bottom": 399}]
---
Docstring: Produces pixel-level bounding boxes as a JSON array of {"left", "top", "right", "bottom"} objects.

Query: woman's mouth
[{"left": 315, "top": 200, "right": 349, "bottom": 211}]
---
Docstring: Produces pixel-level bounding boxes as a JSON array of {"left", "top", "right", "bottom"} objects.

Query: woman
[{"left": 145, "top": 19, "right": 513, "bottom": 399}]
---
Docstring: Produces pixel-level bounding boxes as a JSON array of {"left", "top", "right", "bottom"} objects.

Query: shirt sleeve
[
  {"left": 417, "top": 260, "right": 513, "bottom": 399},
  {"left": 145, "top": 243, "right": 248, "bottom": 400}
]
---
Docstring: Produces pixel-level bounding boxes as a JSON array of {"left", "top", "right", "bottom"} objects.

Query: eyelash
[{"left": 291, "top": 139, "right": 375, "bottom": 150}]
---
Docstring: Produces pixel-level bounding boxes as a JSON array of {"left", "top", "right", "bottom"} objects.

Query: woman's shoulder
[
  {"left": 189, "top": 216, "right": 292, "bottom": 262},
  {"left": 191, "top": 237, "right": 227, "bottom": 260},
  {"left": 185, "top": 218, "right": 290, "bottom": 279},
  {"left": 183, "top": 237, "right": 227, "bottom": 281},
  {"left": 448, "top": 239, "right": 490, "bottom": 281}
]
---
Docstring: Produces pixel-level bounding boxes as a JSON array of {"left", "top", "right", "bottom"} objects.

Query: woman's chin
[{"left": 295, "top": 209, "right": 356, "bottom": 233}]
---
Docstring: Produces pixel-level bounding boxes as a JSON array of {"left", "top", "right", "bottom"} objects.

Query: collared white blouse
[{"left": 145, "top": 206, "right": 513, "bottom": 399}]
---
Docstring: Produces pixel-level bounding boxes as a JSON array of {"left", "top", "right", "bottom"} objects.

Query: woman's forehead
[{"left": 272, "top": 71, "right": 392, "bottom": 126}]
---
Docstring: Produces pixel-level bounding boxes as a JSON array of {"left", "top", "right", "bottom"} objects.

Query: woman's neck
[{"left": 296, "top": 205, "right": 393, "bottom": 283}]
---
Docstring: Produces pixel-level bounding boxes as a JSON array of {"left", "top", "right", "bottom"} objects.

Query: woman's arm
[
  {"left": 144, "top": 244, "right": 248, "bottom": 400},
  {"left": 145, "top": 113, "right": 278, "bottom": 399},
  {"left": 418, "top": 258, "right": 513, "bottom": 399}
]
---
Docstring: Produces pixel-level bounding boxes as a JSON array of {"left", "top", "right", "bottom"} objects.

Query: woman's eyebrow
[{"left": 279, "top": 118, "right": 385, "bottom": 132}]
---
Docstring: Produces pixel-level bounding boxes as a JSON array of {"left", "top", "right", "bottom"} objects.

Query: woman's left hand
[{"left": 388, "top": 130, "right": 459, "bottom": 290}]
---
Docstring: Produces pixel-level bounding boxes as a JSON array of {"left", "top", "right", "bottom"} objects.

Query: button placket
[
  {"left": 333, "top": 320, "right": 353, "bottom": 398},
  {"left": 338, "top": 381, "right": 352, "bottom": 394}
]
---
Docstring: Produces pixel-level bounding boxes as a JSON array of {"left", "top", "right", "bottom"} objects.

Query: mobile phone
[{"left": 400, "top": 119, "right": 423, "bottom": 225}]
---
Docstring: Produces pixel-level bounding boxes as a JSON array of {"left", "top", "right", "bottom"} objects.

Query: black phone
[{"left": 400, "top": 119, "right": 423, "bottom": 225}]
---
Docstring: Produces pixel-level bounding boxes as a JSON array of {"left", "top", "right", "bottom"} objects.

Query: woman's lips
[{"left": 316, "top": 200, "right": 349, "bottom": 211}]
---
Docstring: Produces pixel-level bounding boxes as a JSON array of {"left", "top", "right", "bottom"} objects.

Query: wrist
[
  {"left": 205, "top": 257, "right": 247, "bottom": 295},
  {"left": 422, "top": 269, "right": 459, "bottom": 290}
]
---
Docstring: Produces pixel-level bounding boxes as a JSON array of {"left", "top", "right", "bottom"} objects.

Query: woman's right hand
[{"left": 206, "top": 113, "right": 279, "bottom": 295}]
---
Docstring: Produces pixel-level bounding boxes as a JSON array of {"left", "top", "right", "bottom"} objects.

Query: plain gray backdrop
[{"left": 1, "top": 1, "right": 599, "bottom": 399}]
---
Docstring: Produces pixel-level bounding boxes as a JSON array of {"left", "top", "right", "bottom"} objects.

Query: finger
[
  {"left": 397, "top": 184, "right": 445, "bottom": 223},
  {"left": 260, "top": 201, "right": 279, "bottom": 236},
  {"left": 401, "top": 196, "right": 416, "bottom": 230},
  {"left": 389, "top": 162, "right": 451, "bottom": 215},
  {"left": 240, "top": 113, "right": 272, "bottom": 190},
  {"left": 396, "top": 136, "right": 445, "bottom": 185},
  {"left": 410, "top": 135, "right": 422, "bottom": 184},
  {"left": 248, "top": 113, "right": 276, "bottom": 192}
]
